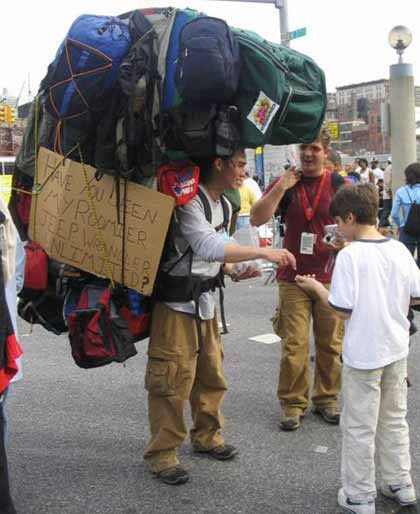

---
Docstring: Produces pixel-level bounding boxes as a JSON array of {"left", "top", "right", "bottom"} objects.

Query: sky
[{"left": 1, "top": 0, "right": 420, "bottom": 103}]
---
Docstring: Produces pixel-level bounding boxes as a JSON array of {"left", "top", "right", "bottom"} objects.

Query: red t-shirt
[{"left": 265, "top": 171, "right": 338, "bottom": 283}]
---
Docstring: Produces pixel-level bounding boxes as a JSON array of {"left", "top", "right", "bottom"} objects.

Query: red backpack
[
  {"left": 67, "top": 283, "right": 144, "bottom": 369},
  {"left": 157, "top": 161, "right": 199, "bottom": 206},
  {"left": 23, "top": 241, "right": 49, "bottom": 291}
]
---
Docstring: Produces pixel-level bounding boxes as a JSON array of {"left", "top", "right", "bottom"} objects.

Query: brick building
[{"left": 328, "top": 79, "right": 392, "bottom": 157}]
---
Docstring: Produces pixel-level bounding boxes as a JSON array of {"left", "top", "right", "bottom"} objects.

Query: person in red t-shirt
[{"left": 251, "top": 131, "right": 344, "bottom": 431}]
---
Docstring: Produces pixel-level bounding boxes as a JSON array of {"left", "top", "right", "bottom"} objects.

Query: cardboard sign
[{"left": 30, "top": 148, "right": 175, "bottom": 296}]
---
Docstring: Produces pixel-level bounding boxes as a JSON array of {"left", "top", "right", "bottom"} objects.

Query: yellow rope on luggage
[
  {"left": 12, "top": 143, "right": 80, "bottom": 197},
  {"left": 32, "top": 96, "right": 40, "bottom": 241},
  {"left": 78, "top": 146, "right": 115, "bottom": 289}
]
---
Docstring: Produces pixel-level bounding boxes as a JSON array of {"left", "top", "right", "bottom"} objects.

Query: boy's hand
[
  {"left": 295, "top": 274, "right": 323, "bottom": 296},
  {"left": 323, "top": 238, "right": 348, "bottom": 251}
]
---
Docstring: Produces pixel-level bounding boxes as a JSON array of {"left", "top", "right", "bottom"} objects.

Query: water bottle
[{"left": 127, "top": 289, "right": 142, "bottom": 315}]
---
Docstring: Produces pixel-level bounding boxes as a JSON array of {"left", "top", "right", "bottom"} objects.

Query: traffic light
[
  {"left": 6, "top": 106, "right": 15, "bottom": 123},
  {"left": 0, "top": 105, "right": 5, "bottom": 122}
]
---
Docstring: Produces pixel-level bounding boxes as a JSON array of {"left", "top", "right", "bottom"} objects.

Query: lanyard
[{"left": 297, "top": 172, "right": 327, "bottom": 222}]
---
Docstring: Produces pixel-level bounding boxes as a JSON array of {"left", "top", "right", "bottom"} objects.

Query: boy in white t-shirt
[{"left": 296, "top": 183, "right": 420, "bottom": 514}]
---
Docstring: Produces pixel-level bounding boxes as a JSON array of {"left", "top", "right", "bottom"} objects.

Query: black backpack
[
  {"left": 94, "top": 10, "right": 159, "bottom": 180},
  {"left": 175, "top": 16, "right": 240, "bottom": 104},
  {"left": 403, "top": 187, "right": 420, "bottom": 237},
  {"left": 161, "top": 104, "right": 240, "bottom": 160}
]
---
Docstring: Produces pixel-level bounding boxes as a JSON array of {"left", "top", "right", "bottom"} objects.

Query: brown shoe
[
  {"left": 279, "top": 414, "right": 302, "bottom": 431},
  {"left": 195, "top": 444, "right": 238, "bottom": 461},
  {"left": 155, "top": 466, "right": 189, "bottom": 485},
  {"left": 312, "top": 406, "right": 340, "bottom": 425}
]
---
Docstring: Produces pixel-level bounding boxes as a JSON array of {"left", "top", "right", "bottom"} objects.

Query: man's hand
[
  {"left": 279, "top": 167, "right": 301, "bottom": 191},
  {"left": 231, "top": 265, "right": 262, "bottom": 282},
  {"left": 224, "top": 262, "right": 262, "bottom": 282},
  {"left": 260, "top": 248, "right": 296, "bottom": 269}
]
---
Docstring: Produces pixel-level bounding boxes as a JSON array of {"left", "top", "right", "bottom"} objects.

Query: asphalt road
[{"left": 7, "top": 277, "right": 420, "bottom": 514}]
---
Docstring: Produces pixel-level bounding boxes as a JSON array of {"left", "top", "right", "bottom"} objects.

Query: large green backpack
[{"left": 234, "top": 29, "right": 327, "bottom": 148}]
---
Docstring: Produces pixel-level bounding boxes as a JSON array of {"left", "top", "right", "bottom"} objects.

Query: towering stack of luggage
[{"left": 10, "top": 7, "right": 327, "bottom": 368}]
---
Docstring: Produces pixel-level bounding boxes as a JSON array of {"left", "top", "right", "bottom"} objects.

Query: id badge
[{"left": 300, "top": 232, "right": 316, "bottom": 255}]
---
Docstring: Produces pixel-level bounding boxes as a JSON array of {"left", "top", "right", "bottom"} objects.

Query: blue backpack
[
  {"left": 175, "top": 16, "right": 240, "bottom": 104},
  {"left": 44, "top": 15, "right": 131, "bottom": 152},
  {"left": 162, "top": 9, "right": 198, "bottom": 110}
]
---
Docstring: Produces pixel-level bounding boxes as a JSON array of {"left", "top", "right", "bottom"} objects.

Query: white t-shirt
[
  {"left": 360, "top": 168, "right": 372, "bottom": 184},
  {"left": 372, "top": 167, "right": 384, "bottom": 182},
  {"left": 329, "top": 238, "right": 420, "bottom": 370}
]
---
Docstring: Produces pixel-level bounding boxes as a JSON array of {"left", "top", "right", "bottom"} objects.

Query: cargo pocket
[{"left": 145, "top": 358, "right": 177, "bottom": 396}]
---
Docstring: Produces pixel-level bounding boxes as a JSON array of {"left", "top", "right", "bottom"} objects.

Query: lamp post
[{"left": 388, "top": 25, "right": 416, "bottom": 194}]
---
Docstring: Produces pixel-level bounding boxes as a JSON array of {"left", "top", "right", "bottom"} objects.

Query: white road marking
[{"left": 248, "top": 333, "right": 281, "bottom": 344}]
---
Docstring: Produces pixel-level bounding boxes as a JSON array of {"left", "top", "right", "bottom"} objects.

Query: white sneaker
[
  {"left": 337, "top": 488, "right": 375, "bottom": 514},
  {"left": 380, "top": 483, "right": 417, "bottom": 506}
]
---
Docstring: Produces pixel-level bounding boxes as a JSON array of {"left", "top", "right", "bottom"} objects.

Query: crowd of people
[{"left": 1, "top": 130, "right": 420, "bottom": 514}]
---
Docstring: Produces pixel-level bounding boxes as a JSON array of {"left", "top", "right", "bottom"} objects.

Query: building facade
[{"left": 328, "top": 79, "right": 392, "bottom": 158}]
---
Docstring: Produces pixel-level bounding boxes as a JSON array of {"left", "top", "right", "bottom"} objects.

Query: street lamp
[
  {"left": 388, "top": 25, "right": 412, "bottom": 64},
  {"left": 388, "top": 25, "right": 416, "bottom": 194}
]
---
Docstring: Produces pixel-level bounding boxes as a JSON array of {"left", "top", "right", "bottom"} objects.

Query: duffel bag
[
  {"left": 67, "top": 283, "right": 138, "bottom": 369},
  {"left": 234, "top": 29, "right": 327, "bottom": 148}
]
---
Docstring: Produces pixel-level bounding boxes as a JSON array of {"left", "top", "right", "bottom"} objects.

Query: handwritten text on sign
[{"left": 30, "top": 148, "right": 174, "bottom": 295}]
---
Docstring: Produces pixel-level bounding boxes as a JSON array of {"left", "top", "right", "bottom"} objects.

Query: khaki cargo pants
[
  {"left": 272, "top": 280, "right": 343, "bottom": 416},
  {"left": 143, "top": 302, "right": 228, "bottom": 473}
]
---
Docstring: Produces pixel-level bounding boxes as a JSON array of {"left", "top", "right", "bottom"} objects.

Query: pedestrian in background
[
  {"left": 358, "top": 158, "right": 375, "bottom": 185},
  {"left": 325, "top": 150, "right": 347, "bottom": 178},
  {"left": 237, "top": 172, "right": 257, "bottom": 229},
  {"left": 371, "top": 159, "right": 384, "bottom": 184},
  {"left": 251, "top": 130, "right": 344, "bottom": 431},
  {"left": 297, "top": 183, "right": 419, "bottom": 514},
  {"left": 391, "top": 162, "right": 420, "bottom": 267},
  {"left": 345, "top": 163, "right": 361, "bottom": 184},
  {"left": 244, "top": 171, "right": 262, "bottom": 201},
  {"left": 379, "top": 159, "right": 392, "bottom": 232}
]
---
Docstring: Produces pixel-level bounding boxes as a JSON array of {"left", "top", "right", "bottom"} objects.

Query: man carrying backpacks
[
  {"left": 143, "top": 149, "right": 296, "bottom": 485},
  {"left": 250, "top": 131, "right": 344, "bottom": 431}
]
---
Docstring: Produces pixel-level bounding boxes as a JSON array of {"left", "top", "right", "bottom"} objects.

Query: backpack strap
[
  {"left": 219, "top": 194, "right": 231, "bottom": 231},
  {"left": 405, "top": 186, "right": 414, "bottom": 203},
  {"left": 196, "top": 187, "right": 212, "bottom": 224},
  {"left": 196, "top": 188, "right": 231, "bottom": 231}
]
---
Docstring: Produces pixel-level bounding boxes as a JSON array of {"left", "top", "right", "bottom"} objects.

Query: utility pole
[
  {"left": 275, "top": 0, "right": 289, "bottom": 46},
  {"left": 209, "top": 0, "right": 290, "bottom": 46}
]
